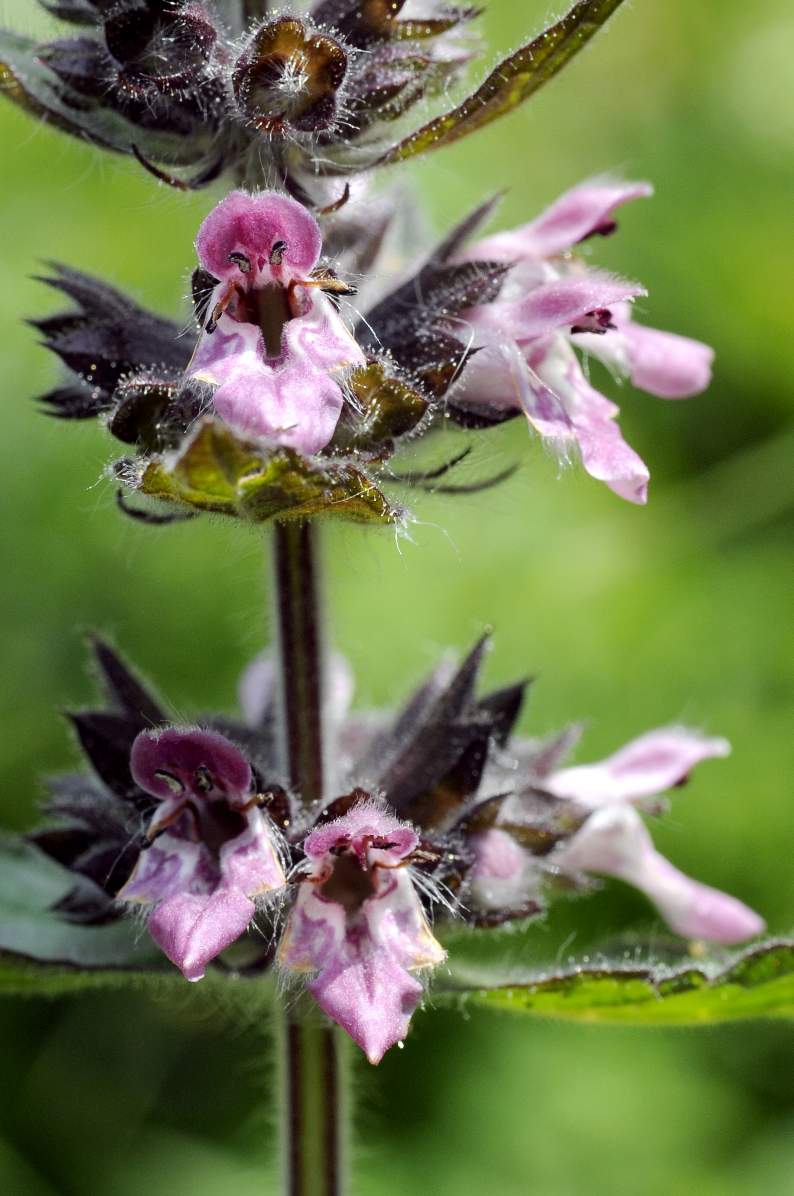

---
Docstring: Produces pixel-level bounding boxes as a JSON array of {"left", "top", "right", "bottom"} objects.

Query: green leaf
[
  {"left": 0, "top": 836, "right": 162, "bottom": 970},
  {"left": 375, "top": 0, "right": 627, "bottom": 166},
  {"left": 436, "top": 939, "right": 794, "bottom": 1024},
  {"left": 0, "top": 29, "right": 207, "bottom": 164},
  {"left": 138, "top": 418, "right": 404, "bottom": 526},
  {"left": 326, "top": 361, "right": 429, "bottom": 455},
  {"left": 0, "top": 955, "right": 163, "bottom": 997},
  {"left": 0, "top": 954, "right": 278, "bottom": 1023}
]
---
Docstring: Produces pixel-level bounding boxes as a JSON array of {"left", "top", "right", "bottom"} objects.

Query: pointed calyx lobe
[
  {"left": 3, "top": 3, "right": 625, "bottom": 193},
  {"left": 32, "top": 636, "right": 167, "bottom": 923}
]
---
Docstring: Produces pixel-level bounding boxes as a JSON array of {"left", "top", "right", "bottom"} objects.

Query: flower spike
[{"left": 23, "top": 637, "right": 767, "bottom": 1057}]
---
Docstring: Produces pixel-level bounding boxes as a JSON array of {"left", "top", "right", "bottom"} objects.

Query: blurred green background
[{"left": 2, "top": 1, "right": 793, "bottom": 1193}]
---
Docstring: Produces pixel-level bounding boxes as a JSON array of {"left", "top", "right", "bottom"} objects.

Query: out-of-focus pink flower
[
  {"left": 237, "top": 649, "right": 354, "bottom": 733},
  {"left": 452, "top": 178, "right": 714, "bottom": 503},
  {"left": 468, "top": 180, "right": 655, "bottom": 261},
  {"left": 545, "top": 726, "right": 731, "bottom": 810},
  {"left": 278, "top": 799, "right": 445, "bottom": 1063},
  {"left": 120, "top": 727, "right": 285, "bottom": 980},
  {"left": 554, "top": 804, "right": 765, "bottom": 944},
  {"left": 468, "top": 828, "right": 540, "bottom": 913},
  {"left": 189, "top": 191, "right": 364, "bottom": 454}
]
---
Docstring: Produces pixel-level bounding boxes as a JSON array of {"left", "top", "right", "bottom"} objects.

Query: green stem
[
  {"left": 272, "top": 521, "right": 325, "bottom": 803},
  {"left": 278, "top": 996, "right": 347, "bottom": 1196},
  {"left": 272, "top": 521, "right": 346, "bottom": 1196}
]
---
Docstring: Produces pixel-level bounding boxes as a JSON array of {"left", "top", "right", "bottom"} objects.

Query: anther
[
  {"left": 153, "top": 769, "right": 184, "bottom": 794},
  {"left": 193, "top": 765, "right": 214, "bottom": 794},
  {"left": 228, "top": 252, "right": 251, "bottom": 273}
]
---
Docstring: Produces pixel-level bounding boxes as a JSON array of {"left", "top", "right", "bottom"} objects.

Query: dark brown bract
[
  {"left": 2, "top": 2, "right": 626, "bottom": 200},
  {"left": 233, "top": 17, "right": 348, "bottom": 135}
]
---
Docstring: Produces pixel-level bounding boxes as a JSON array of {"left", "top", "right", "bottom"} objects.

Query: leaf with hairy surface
[
  {"left": 0, "top": 837, "right": 161, "bottom": 969},
  {"left": 436, "top": 939, "right": 794, "bottom": 1024},
  {"left": 0, "top": 30, "right": 210, "bottom": 163},
  {"left": 138, "top": 418, "right": 404, "bottom": 525},
  {"left": 326, "top": 360, "right": 429, "bottom": 455},
  {"left": 373, "top": 0, "right": 627, "bottom": 166}
]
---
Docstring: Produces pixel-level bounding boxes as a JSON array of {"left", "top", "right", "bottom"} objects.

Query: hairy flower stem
[
  {"left": 273, "top": 521, "right": 325, "bottom": 803},
  {"left": 279, "top": 995, "right": 347, "bottom": 1196},
  {"left": 272, "top": 521, "right": 346, "bottom": 1196}
]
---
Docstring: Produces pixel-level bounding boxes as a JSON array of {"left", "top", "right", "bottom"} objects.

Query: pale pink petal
[
  {"left": 574, "top": 304, "right": 714, "bottom": 401},
  {"left": 211, "top": 359, "right": 344, "bottom": 454},
  {"left": 189, "top": 297, "right": 262, "bottom": 384},
  {"left": 148, "top": 889, "right": 256, "bottom": 981},
  {"left": 220, "top": 812, "right": 285, "bottom": 895},
  {"left": 469, "top": 828, "right": 538, "bottom": 912},
  {"left": 468, "top": 274, "right": 645, "bottom": 344},
  {"left": 281, "top": 875, "right": 416, "bottom": 1062},
  {"left": 573, "top": 410, "right": 650, "bottom": 505},
  {"left": 310, "top": 869, "right": 443, "bottom": 1064},
  {"left": 277, "top": 883, "right": 347, "bottom": 973},
  {"left": 365, "top": 870, "right": 445, "bottom": 974},
  {"left": 195, "top": 190, "right": 322, "bottom": 281},
  {"left": 450, "top": 336, "right": 578, "bottom": 449},
  {"left": 118, "top": 837, "right": 201, "bottom": 904},
  {"left": 556, "top": 806, "right": 764, "bottom": 944},
  {"left": 237, "top": 652, "right": 277, "bottom": 727},
  {"left": 547, "top": 727, "right": 731, "bottom": 808},
  {"left": 532, "top": 338, "right": 650, "bottom": 504},
  {"left": 190, "top": 290, "right": 361, "bottom": 454},
  {"left": 641, "top": 853, "right": 766, "bottom": 943},
  {"left": 282, "top": 295, "right": 363, "bottom": 377},
  {"left": 448, "top": 339, "right": 542, "bottom": 415},
  {"left": 622, "top": 322, "right": 714, "bottom": 399},
  {"left": 466, "top": 179, "right": 653, "bottom": 262},
  {"left": 125, "top": 727, "right": 287, "bottom": 974},
  {"left": 238, "top": 650, "right": 354, "bottom": 730},
  {"left": 303, "top": 801, "right": 417, "bottom": 862},
  {"left": 310, "top": 941, "right": 424, "bottom": 1065}
]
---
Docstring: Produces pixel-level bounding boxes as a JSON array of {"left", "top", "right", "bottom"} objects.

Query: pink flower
[
  {"left": 544, "top": 723, "right": 763, "bottom": 943},
  {"left": 545, "top": 726, "right": 731, "bottom": 810},
  {"left": 119, "top": 728, "right": 286, "bottom": 980},
  {"left": 278, "top": 799, "right": 445, "bottom": 1064},
  {"left": 554, "top": 804, "right": 765, "bottom": 944},
  {"left": 452, "top": 178, "right": 714, "bottom": 503},
  {"left": 189, "top": 191, "right": 364, "bottom": 454},
  {"left": 467, "top": 723, "right": 762, "bottom": 944}
]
